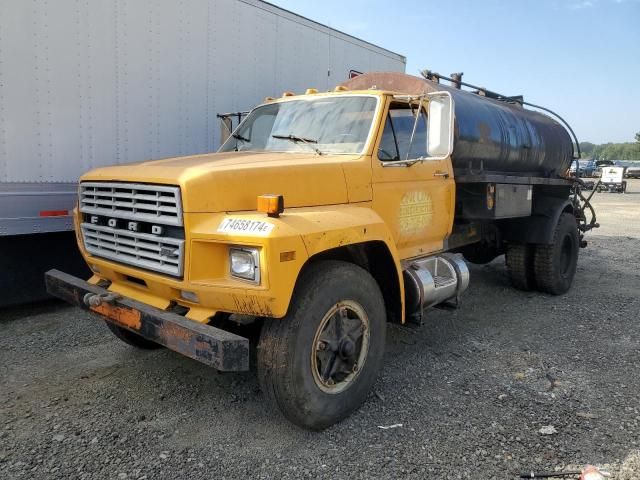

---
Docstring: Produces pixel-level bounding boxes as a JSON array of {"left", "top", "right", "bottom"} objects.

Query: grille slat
[
  {"left": 83, "top": 198, "right": 179, "bottom": 212},
  {"left": 82, "top": 200, "right": 178, "bottom": 215},
  {"left": 80, "top": 182, "right": 183, "bottom": 227},
  {"left": 81, "top": 224, "right": 184, "bottom": 276},
  {"left": 83, "top": 230, "right": 166, "bottom": 253}
]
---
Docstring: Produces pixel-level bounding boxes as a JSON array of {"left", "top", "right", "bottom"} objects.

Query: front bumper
[{"left": 45, "top": 269, "right": 249, "bottom": 371}]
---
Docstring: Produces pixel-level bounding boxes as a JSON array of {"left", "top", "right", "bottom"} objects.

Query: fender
[
  {"left": 186, "top": 205, "right": 405, "bottom": 321},
  {"left": 285, "top": 204, "right": 406, "bottom": 321},
  {"left": 499, "top": 196, "right": 573, "bottom": 245}
]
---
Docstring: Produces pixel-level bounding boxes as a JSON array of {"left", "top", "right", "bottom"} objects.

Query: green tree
[
  {"left": 585, "top": 134, "right": 640, "bottom": 161},
  {"left": 579, "top": 142, "right": 596, "bottom": 158}
]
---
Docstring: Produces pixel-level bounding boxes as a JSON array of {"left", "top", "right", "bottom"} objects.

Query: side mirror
[{"left": 427, "top": 92, "right": 454, "bottom": 158}]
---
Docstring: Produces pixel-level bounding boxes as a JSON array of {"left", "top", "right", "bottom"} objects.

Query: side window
[
  {"left": 246, "top": 113, "right": 277, "bottom": 149},
  {"left": 378, "top": 104, "right": 428, "bottom": 161},
  {"left": 378, "top": 116, "right": 399, "bottom": 160}
]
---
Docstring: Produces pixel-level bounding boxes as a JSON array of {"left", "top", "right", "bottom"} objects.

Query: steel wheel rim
[{"left": 311, "top": 300, "right": 370, "bottom": 394}]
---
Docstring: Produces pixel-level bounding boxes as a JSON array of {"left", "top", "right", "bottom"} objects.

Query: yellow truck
[{"left": 46, "top": 72, "right": 597, "bottom": 430}]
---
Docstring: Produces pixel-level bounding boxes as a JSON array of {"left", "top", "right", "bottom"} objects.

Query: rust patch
[
  {"left": 231, "top": 294, "right": 274, "bottom": 317},
  {"left": 90, "top": 303, "right": 142, "bottom": 330},
  {"left": 159, "top": 322, "right": 192, "bottom": 344},
  {"left": 194, "top": 339, "right": 215, "bottom": 362}
]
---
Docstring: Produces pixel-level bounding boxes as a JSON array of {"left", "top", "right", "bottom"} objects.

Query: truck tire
[
  {"left": 505, "top": 243, "right": 536, "bottom": 291},
  {"left": 104, "top": 322, "right": 161, "bottom": 350},
  {"left": 257, "top": 260, "right": 386, "bottom": 430},
  {"left": 533, "top": 213, "right": 579, "bottom": 295}
]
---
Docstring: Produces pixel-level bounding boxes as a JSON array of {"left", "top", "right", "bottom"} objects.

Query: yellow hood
[{"left": 81, "top": 151, "right": 362, "bottom": 212}]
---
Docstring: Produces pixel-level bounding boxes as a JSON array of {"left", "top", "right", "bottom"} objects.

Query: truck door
[{"left": 371, "top": 99, "right": 455, "bottom": 259}]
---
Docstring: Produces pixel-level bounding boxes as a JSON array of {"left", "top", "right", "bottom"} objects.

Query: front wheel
[{"left": 257, "top": 260, "right": 386, "bottom": 430}]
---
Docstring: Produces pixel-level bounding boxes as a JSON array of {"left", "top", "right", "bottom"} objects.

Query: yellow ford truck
[{"left": 46, "top": 72, "right": 597, "bottom": 430}]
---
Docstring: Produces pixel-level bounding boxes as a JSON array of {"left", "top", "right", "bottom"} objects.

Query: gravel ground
[{"left": 1, "top": 180, "right": 639, "bottom": 479}]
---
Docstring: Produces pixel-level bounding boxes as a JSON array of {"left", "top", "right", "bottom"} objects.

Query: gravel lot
[{"left": 1, "top": 180, "right": 639, "bottom": 479}]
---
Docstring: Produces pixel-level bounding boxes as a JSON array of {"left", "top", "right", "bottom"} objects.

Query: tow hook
[{"left": 83, "top": 292, "right": 121, "bottom": 308}]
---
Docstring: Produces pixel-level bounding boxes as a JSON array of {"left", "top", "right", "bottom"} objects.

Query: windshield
[{"left": 219, "top": 95, "right": 378, "bottom": 155}]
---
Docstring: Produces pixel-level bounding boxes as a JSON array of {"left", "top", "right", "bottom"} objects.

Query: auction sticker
[{"left": 217, "top": 218, "right": 275, "bottom": 236}]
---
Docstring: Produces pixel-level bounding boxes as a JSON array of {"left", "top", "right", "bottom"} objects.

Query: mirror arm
[{"left": 405, "top": 95, "right": 425, "bottom": 160}]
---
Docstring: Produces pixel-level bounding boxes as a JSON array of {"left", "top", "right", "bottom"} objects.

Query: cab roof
[{"left": 263, "top": 88, "right": 410, "bottom": 104}]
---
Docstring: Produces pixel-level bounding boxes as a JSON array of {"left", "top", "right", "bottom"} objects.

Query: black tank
[
  {"left": 440, "top": 83, "right": 573, "bottom": 177},
  {"left": 341, "top": 72, "right": 574, "bottom": 178}
]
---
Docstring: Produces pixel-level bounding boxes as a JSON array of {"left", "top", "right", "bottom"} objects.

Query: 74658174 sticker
[{"left": 217, "top": 218, "right": 275, "bottom": 236}]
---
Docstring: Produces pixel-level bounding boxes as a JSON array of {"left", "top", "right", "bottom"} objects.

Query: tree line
[{"left": 579, "top": 132, "right": 640, "bottom": 160}]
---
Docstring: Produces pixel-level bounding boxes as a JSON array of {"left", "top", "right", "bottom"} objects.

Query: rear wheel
[
  {"left": 104, "top": 322, "right": 161, "bottom": 350},
  {"left": 505, "top": 243, "right": 536, "bottom": 291},
  {"left": 257, "top": 260, "right": 386, "bottom": 430},
  {"left": 533, "top": 212, "right": 579, "bottom": 295}
]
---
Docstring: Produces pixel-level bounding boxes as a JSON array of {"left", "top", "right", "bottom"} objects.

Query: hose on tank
[
  {"left": 518, "top": 100, "right": 582, "bottom": 160},
  {"left": 419, "top": 70, "right": 582, "bottom": 160}
]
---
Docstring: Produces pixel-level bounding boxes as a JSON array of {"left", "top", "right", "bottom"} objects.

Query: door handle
[{"left": 433, "top": 171, "right": 449, "bottom": 178}]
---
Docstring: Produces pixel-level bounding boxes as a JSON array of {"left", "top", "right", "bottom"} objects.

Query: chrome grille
[
  {"left": 79, "top": 182, "right": 183, "bottom": 227},
  {"left": 81, "top": 224, "right": 184, "bottom": 277}
]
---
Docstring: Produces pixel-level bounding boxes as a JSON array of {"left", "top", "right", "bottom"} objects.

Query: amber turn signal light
[
  {"left": 257, "top": 194, "right": 284, "bottom": 218},
  {"left": 486, "top": 184, "right": 495, "bottom": 211}
]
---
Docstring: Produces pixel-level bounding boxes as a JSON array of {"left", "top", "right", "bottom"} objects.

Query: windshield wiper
[
  {"left": 232, "top": 133, "right": 250, "bottom": 142},
  {"left": 272, "top": 133, "right": 323, "bottom": 155}
]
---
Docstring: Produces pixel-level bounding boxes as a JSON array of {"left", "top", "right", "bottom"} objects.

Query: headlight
[{"left": 229, "top": 247, "right": 260, "bottom": 283}]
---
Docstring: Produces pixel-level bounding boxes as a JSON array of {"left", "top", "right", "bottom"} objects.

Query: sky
[{"left": 270, "top": 0, "right": 640, "bottom": 144}]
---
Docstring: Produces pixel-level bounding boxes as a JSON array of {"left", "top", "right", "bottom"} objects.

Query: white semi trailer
[{"left": 0, "top": 0, "right": 405, "bottom": 306}]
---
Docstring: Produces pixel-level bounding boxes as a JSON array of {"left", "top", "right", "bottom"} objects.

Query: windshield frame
[{"left": 218, "top": 93, "right": 382, "bottom": 156}]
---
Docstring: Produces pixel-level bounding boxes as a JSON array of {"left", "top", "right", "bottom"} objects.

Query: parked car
[
  {"left": 615, "top": 160, "right": 640, "bottom": 179},
  {"left": 569, "top": 159, "right": 596, "bottom": 177},
  {"left": 585, "top": 160, "right": 597, "bottom": 177},
  {"left": 626, "top": 164, "right": 640, "bottom": 179}
]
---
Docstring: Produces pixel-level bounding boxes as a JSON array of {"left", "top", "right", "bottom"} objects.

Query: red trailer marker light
[{"left": 39, "top": 210, "right": 69, "bottom": 217}]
